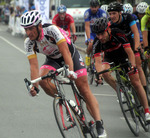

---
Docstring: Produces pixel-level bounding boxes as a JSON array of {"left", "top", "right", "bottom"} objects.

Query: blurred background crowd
[{"left": 0, "top": 0, "right": 35, "bottom": 24}]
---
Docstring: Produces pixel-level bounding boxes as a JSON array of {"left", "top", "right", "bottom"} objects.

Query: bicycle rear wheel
[
  {"left": 130, "top": 86, "right": 150, "bottom": 132},
  {"left": 53, "top": 96, "right": 84, "bottom": 138},
  {"left": 117, "top": 84, "right": 140, "bottom": 136}
]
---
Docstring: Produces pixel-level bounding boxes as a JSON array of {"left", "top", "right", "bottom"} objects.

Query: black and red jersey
[{"left": 93, "top": 28, "right": 131, "bottom": 63}]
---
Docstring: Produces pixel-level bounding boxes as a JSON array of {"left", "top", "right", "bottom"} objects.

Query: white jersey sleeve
[
  {"left": 24, "top": 37, "right": 37, "bottom": 59},
  {"left": 46, "top": 25, "right": 66, "bottom": 45}
]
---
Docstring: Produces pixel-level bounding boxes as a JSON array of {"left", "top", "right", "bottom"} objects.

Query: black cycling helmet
[
  {"left": 107, "top": 1, "right": 123, "bottom": 12},
  {"left": 90, "top": 0, "right": 100, "bottom": 7},
  {"left": 92, "top": 17, "right": 111, "bottom": 34}
]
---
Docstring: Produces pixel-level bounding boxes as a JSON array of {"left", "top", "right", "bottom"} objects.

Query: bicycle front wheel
[
  {"left": 53, "top": 97, "right": 84, "bottom": 138},
  {"left": 117, "top": 84, "right": 140, "bottom": 136},
  {"left": 143, "top": 60, "right": 150, "bottom": 105}
]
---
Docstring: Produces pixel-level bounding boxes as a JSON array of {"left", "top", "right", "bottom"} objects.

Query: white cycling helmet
[
  {"left": 20, "top": 10, "right": 42, "bottom": 28},
  {"left": 136, "top": 2, "right": 148, "bottom": 14},
  {"left": 101, "top": 4, "right": 108, "bottom": 12},
  {"left": 123, "top": 3, "right": 133, "bottom": 14}
]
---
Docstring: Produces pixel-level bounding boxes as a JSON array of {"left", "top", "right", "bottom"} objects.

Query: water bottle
[
  {"left": 85, "top": 54, "right": 90, "bottom": 66},
  {"left": 68, "top": 100, "right": 81, "bottom": 115}
]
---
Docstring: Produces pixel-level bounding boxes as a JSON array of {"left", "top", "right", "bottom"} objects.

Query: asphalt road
[{"left": 0, "top": 23, "right": 150, "bottom": 138}]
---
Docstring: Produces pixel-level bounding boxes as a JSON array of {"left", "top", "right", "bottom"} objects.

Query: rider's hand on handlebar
[
  {"left": 30, "top": 86, "right": 38, "bottom": 97},
  {"left": 72, "top": 34, "right": 77, "bottom": 43},
  {"left": 95, "top": 75, "right": 103, "bottom": 84},
  {"left": 67, "top": 70, "right": 77, "bottom": 80}
]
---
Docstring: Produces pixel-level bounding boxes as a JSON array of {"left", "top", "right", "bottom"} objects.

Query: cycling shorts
[{"left": 40, "top": 50, "right": 87, "bottom": 78}]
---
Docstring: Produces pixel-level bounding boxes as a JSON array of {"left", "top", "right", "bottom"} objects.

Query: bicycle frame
[
  {"left": 24, "top": 65, "right": 95, "bottom": 137},
  {"left": 96, "top": 62, "right": 149, "bottom": 136}
]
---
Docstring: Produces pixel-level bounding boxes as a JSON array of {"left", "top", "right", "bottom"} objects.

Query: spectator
[
  {"left": 20, "top": 6, "right": 28, "bottom": 15},
  {"left": 15, "top": 5, "right": 21, "bottom": 17}
]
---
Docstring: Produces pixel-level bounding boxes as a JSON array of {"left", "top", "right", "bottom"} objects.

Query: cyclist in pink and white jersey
[
  {"left": 20, "top": 10, "right": 107, "bottom": 138},
  {"left": 52, "top": 5, "right": 77, "bottom": 43}
]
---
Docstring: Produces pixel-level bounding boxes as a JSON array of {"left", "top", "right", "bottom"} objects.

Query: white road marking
[
  {"left": 0, "top": 36, "right": 26, "bottom": 54},
  {"left": 93, "top": 93, "right": 116, "bottom": 97}
]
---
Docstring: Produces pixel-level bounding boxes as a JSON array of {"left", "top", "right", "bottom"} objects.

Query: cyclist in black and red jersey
[
  {"left": 107, "top": 1, "right": 148, "bottom": 99},
  {"left": 20, "top": 10, "right": 106, "bottom": 138},
  {"left": 92, "top": 17, "right": 150, "bottom": 123}
]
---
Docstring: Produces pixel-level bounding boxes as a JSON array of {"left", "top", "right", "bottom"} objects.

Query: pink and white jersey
[{"left": 24, "top": 24, "right": 72, "bottom": 59}]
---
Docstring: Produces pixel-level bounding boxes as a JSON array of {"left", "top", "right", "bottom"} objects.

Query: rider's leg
[
  {"left": 75, "top": 75, "right": 101, "bottom": 121},
  {"left": 129, "top": 72, "right": 149, "bottom": 110},
  {"left": 135, "top": 55, "right": 147, "bottom": 87},
  {"left": 39, "top": 68, "right": 57, "bottom": 97},
  {"left": 102, "top": 63, "right": 117, "bottom": 92}
]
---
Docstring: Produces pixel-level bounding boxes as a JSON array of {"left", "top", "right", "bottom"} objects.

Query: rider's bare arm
[
  {"left": 130, "top": 24, "right": 140, "bottom": 51},
  {"left": 142, "top": 31, "right": 149, "bottom": 48},
  {"left": 85, "top": 21, "right": 91, "bottom": 40},
  {"left": 57, "top": 41, "right": 74, "bottom": 71},
  {"left": 124, "top": 47, "right": 136, "bottom": 66},
  {"left": 29, "top": 57, "right": 39, "bottom": 87}
]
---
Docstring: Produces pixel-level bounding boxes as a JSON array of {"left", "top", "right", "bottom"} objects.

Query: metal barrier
[{"left": 74, "top": 20, "right": 86, "bottom": 49}]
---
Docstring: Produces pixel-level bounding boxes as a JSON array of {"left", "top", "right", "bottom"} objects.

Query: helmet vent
[
  {"left": 24, "top": 18, "right": 26, "bottom": 24},
  {"left": 27, "top": 17, "right": 30, "bottom": 23},
  {"left": 31, "top": 16, "right": 35, "bottom": 22}
]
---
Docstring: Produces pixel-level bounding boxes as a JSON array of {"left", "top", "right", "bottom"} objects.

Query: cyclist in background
[
  {"left": 84, "top": 0, "right": 107, "bottom": 55},
  {"left": 123, "top": 3, "right": 143, "bottom": 44},
  {"left": 92, "top": 17, "right": 150, "bottom": 123},
  {"left": 135, "top": 2, "right": 148, "bottom": 21},
  {"left": 84, "top": 0, "right": 107, "bottom": 69},
  {"left": 52, "top": 5, "right": 77, "bottom": 43},
  {"left": 108, "top": 1, "right": 148, "bottom": 97},
  {"left": 20, "top": 10, "right": 107, "bottom": 138},
  {"left": 141, "top": 6, "right": 150, "bottom": 63},
  {"left": 100, "top": 4, "right": 109, "bottom": 17}
]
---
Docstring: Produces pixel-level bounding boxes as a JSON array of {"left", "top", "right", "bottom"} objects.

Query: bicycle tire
[
  {"left": 142, "top": 60, "right": 150, "bottom": 105},
  {"left": 53, "top": 96, "right": 84, "bottom": 138},
  {"left": 145, "top": 72, "right": 150, "bottom": 106},
  {"left": 130, "top": 86, "right": 150, "bottom": 132},
  {"left": 117, "top": 84, "right": 140, "bottom": 136},
  {"left": 138, "top": 107, "right": 150, "bottom": 132}
]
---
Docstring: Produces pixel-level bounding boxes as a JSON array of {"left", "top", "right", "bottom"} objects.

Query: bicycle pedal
[{"left": 89, "top": 120, "right": 95, "bottom": 126}]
